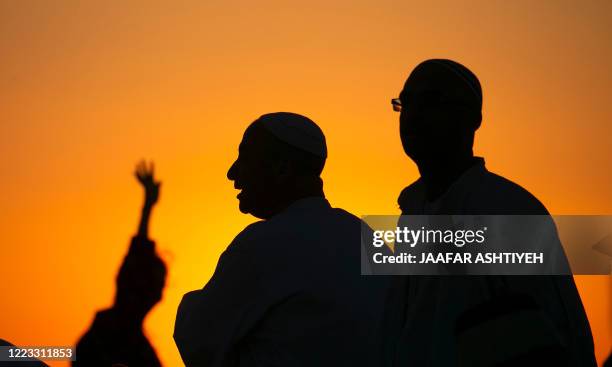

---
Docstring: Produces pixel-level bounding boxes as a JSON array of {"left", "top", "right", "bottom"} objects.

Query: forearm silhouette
[
  {"left": 135, "top": 160, "right": 161, "bottom": 239},
  {"left": 74, "top": 161, "right": 165, "bottom": 367}
]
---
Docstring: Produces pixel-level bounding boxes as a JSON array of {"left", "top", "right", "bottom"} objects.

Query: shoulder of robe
[
  {"left": 227, "top": 220, "right": 290, "bottom": 255},
  {"left": 228, "top": 220, "right": 268, "bottom": 249},
  {"left": 331, "top": 207, "right": 366, "bottom": 226},
  {"left": 471, "top": 170, "right": 550, "bottom": 215},
  {"left": 398, "top": 179, "right": 423, "bottom": 213}
]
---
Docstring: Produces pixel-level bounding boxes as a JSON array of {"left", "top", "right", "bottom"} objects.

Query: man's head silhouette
[
  {"left": 398, "top": 59, "right": 482, "bottom": 167},
  {"left": 227, "top": 112, "right": 327, "bottom": 219}
]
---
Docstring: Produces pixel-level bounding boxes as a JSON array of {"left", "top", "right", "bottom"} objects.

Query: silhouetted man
[
  {"left": 386, "top": 59, "right": 596, "bottom": 366},
  {"left": 74, "top": 161, "right": 166, "bottom": 367},
  {"left": 174, "top": 112, "right": 389, "bottom": 367}
]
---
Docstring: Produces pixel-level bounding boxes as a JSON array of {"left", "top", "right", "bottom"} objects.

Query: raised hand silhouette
[
  {"left": 135, "top": 160, "right": 161, "bottom": 239},
  {"left": 74, "top": 161, "right": 166, "bottom": 367}
]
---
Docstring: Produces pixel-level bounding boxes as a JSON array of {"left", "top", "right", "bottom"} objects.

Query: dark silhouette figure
[
  {"left": 385, "top": 59, "right": 596, "bottom": 366},
  {"left": 74, "top": 161, "right": 166, "bottom": 367},
  {"left": 174, "top": 113, "right": 390, "bottom": 367}
]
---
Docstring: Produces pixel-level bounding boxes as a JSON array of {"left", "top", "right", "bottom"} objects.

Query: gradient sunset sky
[{"left": 1, "top": 1, "right": 611, "bottom": 366}]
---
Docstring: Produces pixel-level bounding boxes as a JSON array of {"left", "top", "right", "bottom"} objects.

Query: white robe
[
  {"left": 174, "top": 197, "right": 390, "bottom": 367},
  {"left": 386, "top": 158, "right": 596, "bottom": 367}
]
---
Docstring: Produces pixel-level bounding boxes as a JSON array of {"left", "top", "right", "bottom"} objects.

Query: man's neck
[
  {"left": 269, "top": 190, "right": 325, "bottom": 218},
  {"left": 417, "top": 155, "right": 478, "bottom": 202},
  {"left": 263, "top": 177, "right": 325, "bottom": 219}
]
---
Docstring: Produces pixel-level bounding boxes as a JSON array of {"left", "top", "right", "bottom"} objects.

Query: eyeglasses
[
  {"left": 392, "top": 93, "right": 476, "bottom": 113},
  {"left": 391, "top": 92, "right": 439, "bottom": 113},
  {"left": 391, "top": 98, "right": 402, "bottom": 112}
]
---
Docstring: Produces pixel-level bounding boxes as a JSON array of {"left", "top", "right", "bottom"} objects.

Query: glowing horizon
[{"left": 1, "top": 1, "right": 611, "bottom": 366}]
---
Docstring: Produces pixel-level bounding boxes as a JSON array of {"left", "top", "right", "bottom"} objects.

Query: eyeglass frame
[{"left": 391, "top": 91, "right": 479, "bottom": 113}]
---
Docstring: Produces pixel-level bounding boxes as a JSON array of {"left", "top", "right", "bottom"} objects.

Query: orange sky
[{"left": 1, "top": 1, "right": 611, "bottom": 366}]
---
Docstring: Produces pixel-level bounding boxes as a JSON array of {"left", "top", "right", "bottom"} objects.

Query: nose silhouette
[{"left": 227, "top": 159, "right": 237, "bottom": 181}]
